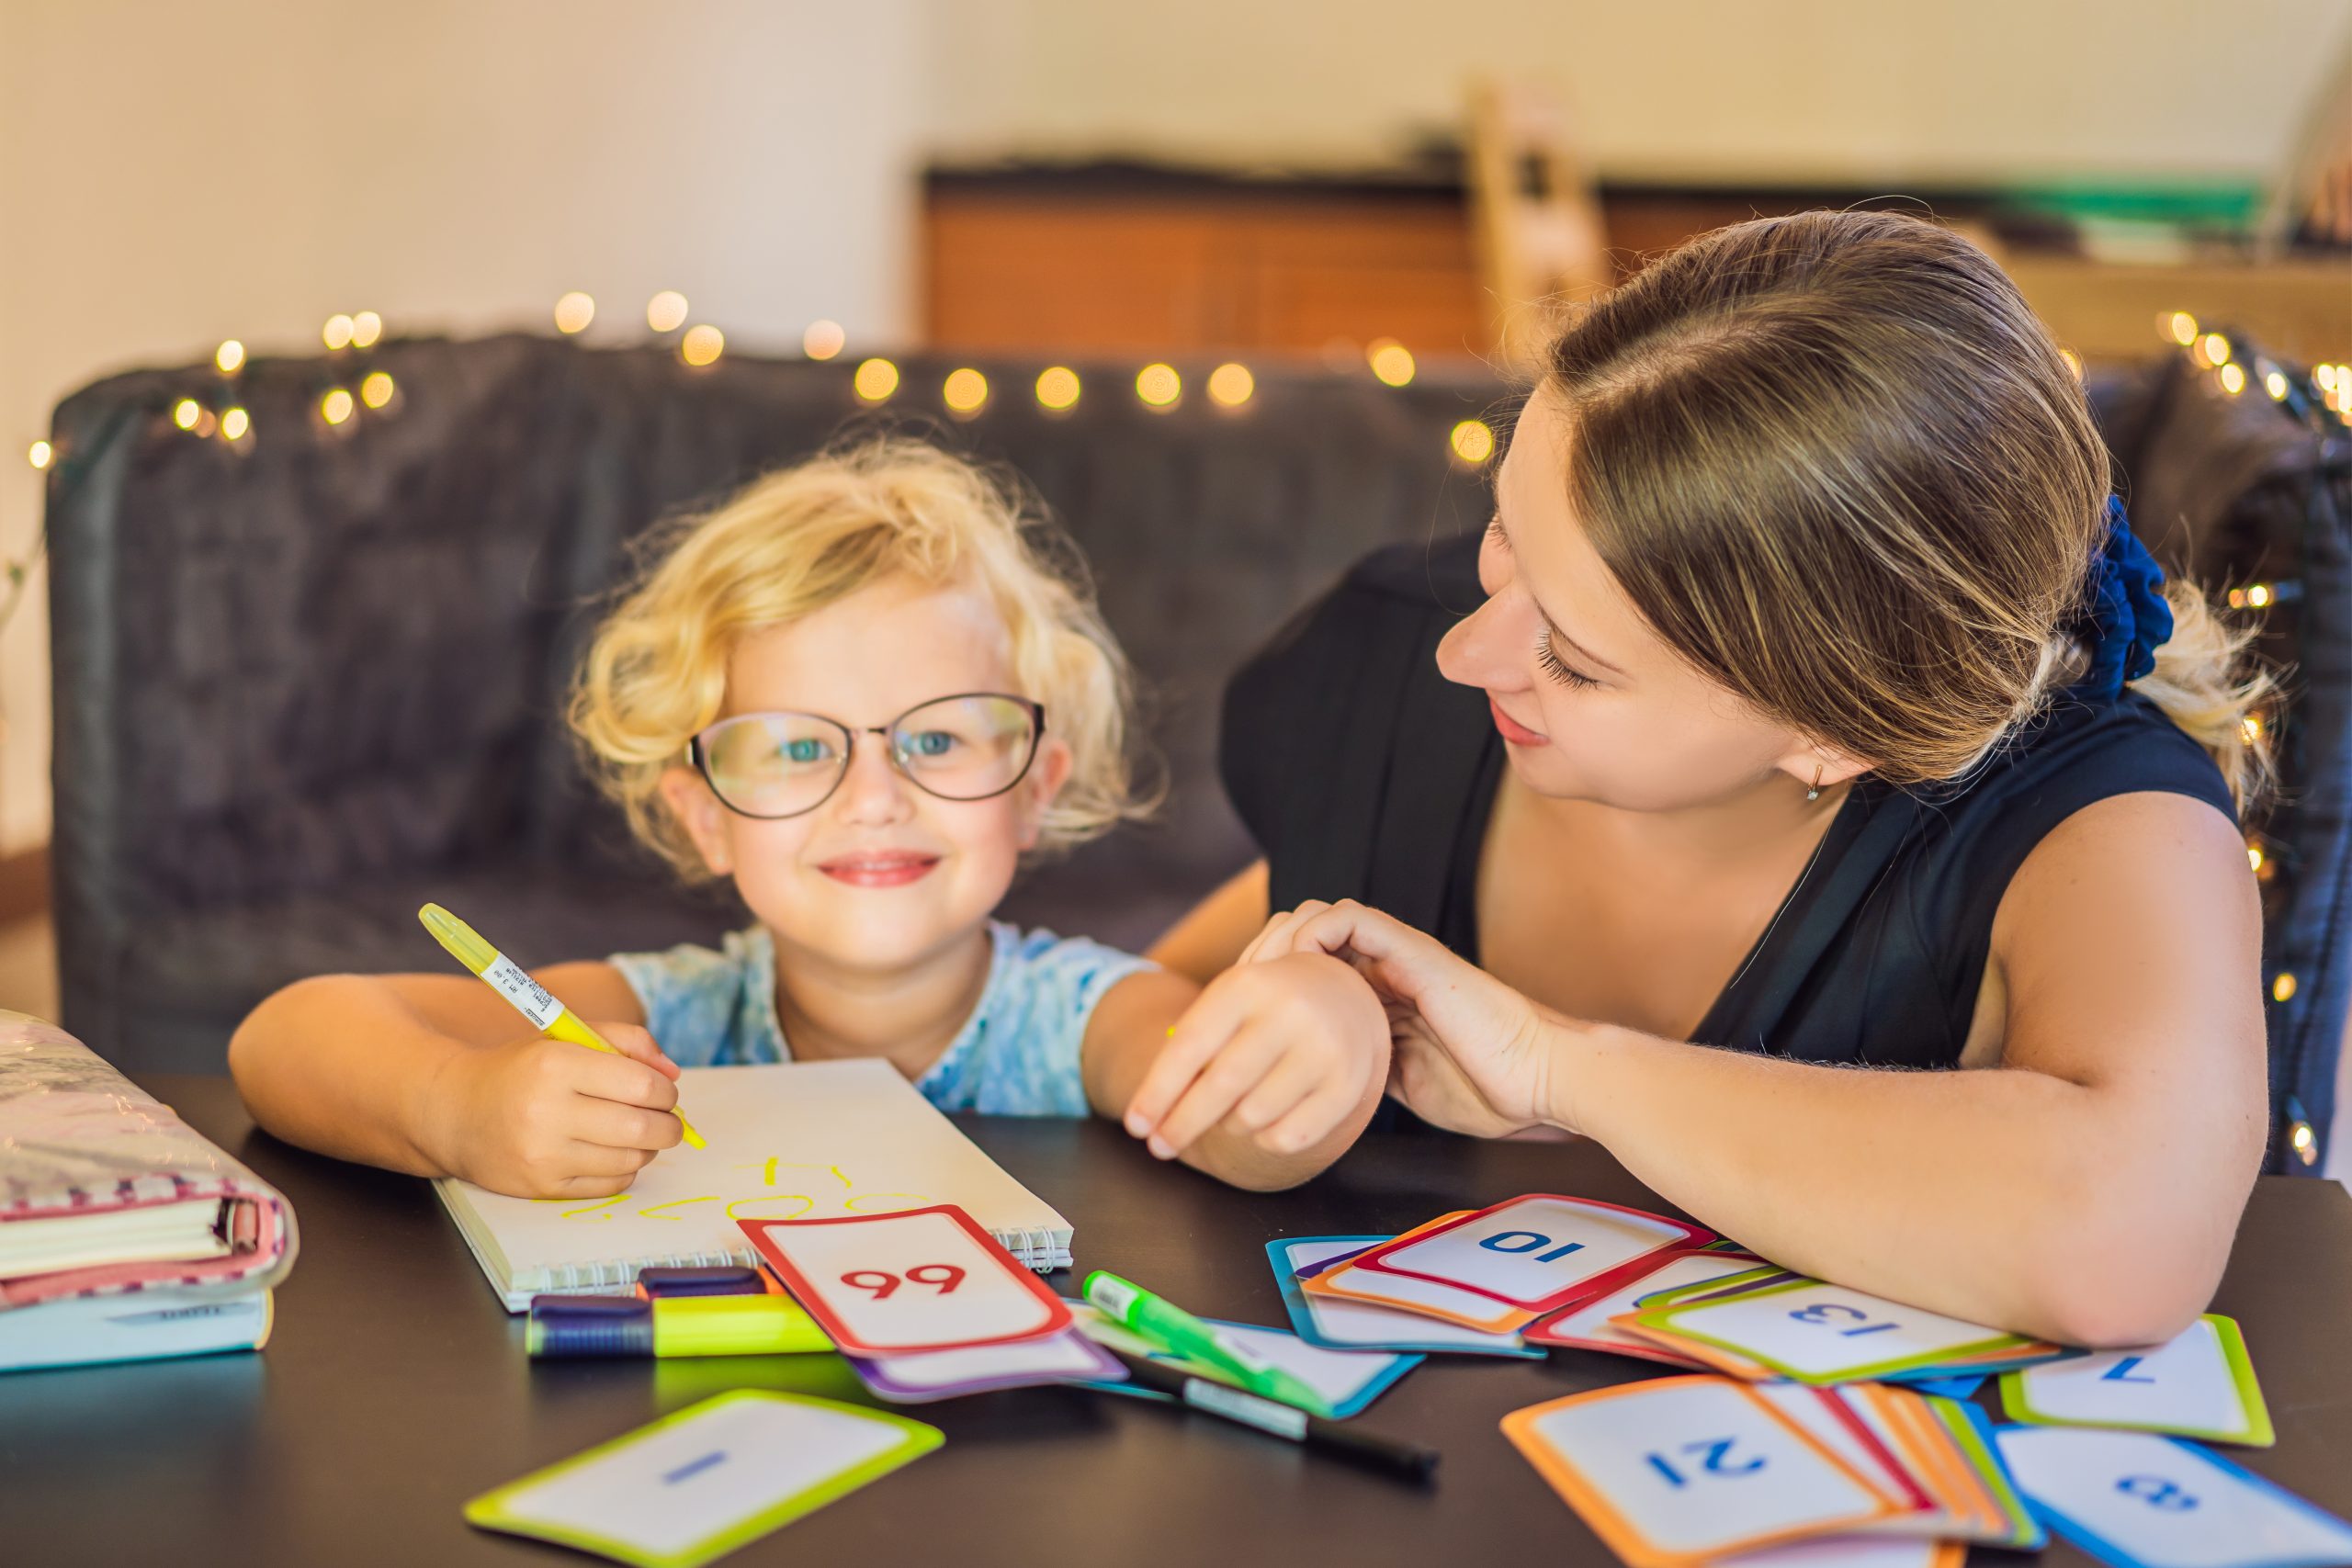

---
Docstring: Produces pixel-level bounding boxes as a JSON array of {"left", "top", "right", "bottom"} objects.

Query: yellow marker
[{"left": 417, "top": 902, "right": 705, "bottom": 1149}]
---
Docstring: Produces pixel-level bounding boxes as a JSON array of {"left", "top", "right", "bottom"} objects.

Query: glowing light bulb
[
  {"left": 854, "top": 357, "right": 899, "bottom": 401},
  {"left": 679, "top": 324, "right": 724, "bottom": 367},
  {"left": 1367, "top": 338, "right": 1416, "bottom": 387},
  {"left": 220, "top": 407, "right": 251, "bottom": 442},
  {"left": 1208, "top": 363, "right": 1255, "bottom": 407},
  {"left": 647, "top": 291, "right": 689, "bottom": 333},
  {"left": 1135, "top": 363, "right": 1181, "bottom": 408},
  {"left": 2218, "top": 363, "right": 2246, "bottom": 396},
  {"left": 1034, "top": 367, "right": 1080, "bottom": 411},
  {"left": 553, "top": 292, "right": 595, "bottom": 333},
  {"left": 322, "top": 314, "right": 356, "bottom": 351},
  {"left": 1450, "top": 419, "right": 1496, "bottom": 465},
  {"left": 215, "top": 340, "right": 245, "bottom": 374},
  {"left": 172, "top": 398, "right": 202, "bottom": 430},
  {"left": 27, "top": 440, "right": 52, "bottom": 470},
  {"left": 350, "top": 311, "right": 382, "bottom": 348},
  {"left": 320, "top": 388, "right": 355, "bottom": 425},
  {"left": 360, "top": 371, "right": 395, "bottom": 409},
  {"left": 802, "top": 320, "right": 845, "bottom": 360},
  {"left": 943, "top": 367, "right": 989, "bottom": 414},
  {"left": 2163, "top": 311, "right": 2199, "bottom": 345}
]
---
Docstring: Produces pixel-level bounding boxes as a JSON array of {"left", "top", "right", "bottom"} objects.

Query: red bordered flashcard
[
  {"left": 1351, "top": 1194, "right": 1713, "bottom": 1314},
  {"left": 739, "top": 1204, "right": 1071, "bottom": 1358}
]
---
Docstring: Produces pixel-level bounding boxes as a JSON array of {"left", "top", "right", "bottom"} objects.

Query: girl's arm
[
  {"left": 227, "top": 961, "right": 684, "bottom": 1197},
  {"left": 1226, "top": 792, "right": 2267, "bottom": 1346},
  {"left": 1082, "top": 957, "right": 1388, "bottom": 1192}
]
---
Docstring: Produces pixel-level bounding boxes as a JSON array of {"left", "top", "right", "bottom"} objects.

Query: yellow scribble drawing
[
  {"left": 638, "top": 1196, "right": 722, "bottom": 1221},
  {"left": 558, "top": 1194, "right": 629, "bottom": 1222},
  {"left": 725, "top": 1192, "right": 818, "bottom": 1223},
  {"left": 827, "top": 1164, "right": 853, "bottom": 1191},
  {"left": 842, "top": 1191, "right": 929, "bottom": 1214}
]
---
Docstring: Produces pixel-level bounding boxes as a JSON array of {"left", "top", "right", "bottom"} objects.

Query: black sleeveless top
[{"left": 1220, "top": 535, "right": 2238, "bottom": 1070}]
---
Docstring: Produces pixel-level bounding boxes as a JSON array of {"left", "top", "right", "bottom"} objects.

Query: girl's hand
[
  {"left": 1241, "top": 899, "right": 1566, "bottom": 1137},
  {"left": 424, "top": 1022, "right": 684, "bottom": 1198},
  {"left": 1122, "top": 951, "right": 1391, "bottom": 1162}
]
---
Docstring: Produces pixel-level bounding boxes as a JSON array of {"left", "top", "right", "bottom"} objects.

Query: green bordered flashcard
[
  {"left": 464, "top": 1391, "right": 941, "bottom": 1567},
  {"left": 1626, "top": 1278, "right": 2034, "bottom": 1385},
  {"left": 1998, "top": 1313, "right": 2273, "bottom": 1447}
]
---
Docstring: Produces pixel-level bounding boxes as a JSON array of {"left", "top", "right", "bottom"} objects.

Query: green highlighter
[{"left": 1081, "top": 1269, "right": 1328, "bottom": 1415}]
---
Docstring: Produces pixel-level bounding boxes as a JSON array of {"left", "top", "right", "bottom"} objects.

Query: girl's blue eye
[{"left": 785, "top": 738, "right": 828, "bottom": 763}]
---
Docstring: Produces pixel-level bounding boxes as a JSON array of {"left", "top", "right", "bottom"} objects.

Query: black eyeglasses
[{"left": 687, "top": 694, "right": 1046, "bottom": 820}]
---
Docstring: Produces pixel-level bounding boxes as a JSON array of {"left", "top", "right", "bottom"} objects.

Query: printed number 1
[
  {"left": 1479, "top": 1231, "right": 1587, "bottom": 1263},
  {"left": 2101, "top": 1356, "right": 2157, "bottom": 1383},
  {"left": 1788, "top": 1303, "right": 1900, "bottom": 1338},
  {"left": 2117, "top": 1475, "right": 2198, "bottom": 1511},
  {"left": 1645, "top": 1438, "right": 1766, "bottom": 1487},
  {"left": 840, "top": 1265, "right": 967, "bottom": 1300}
]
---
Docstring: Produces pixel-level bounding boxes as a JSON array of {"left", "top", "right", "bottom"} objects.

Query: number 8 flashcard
[
  {"left": 740, "top": 1205, "right": 1072, "bottom": 1358},
  {"left": 1354, "top": 1194, "right": 1713, "bottom": 1314}
]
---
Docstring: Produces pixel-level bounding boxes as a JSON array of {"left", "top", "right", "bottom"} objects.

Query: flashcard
[
  {"left": 1357, "top": 1194, "right": 1713, "bottom": 1311},
  {"left": 842, "top": 1325, "right": 1122, "bottom": 1404},
  {"left": 1837, "top": 1385, "right": 2004, "bottom": 1544},
  {"left": 1755, "top": 1386, "right": 1934, "bottom": 1517},
  {"left": 1905, "top": 1375, "right": 1986, "bottom": 1400},
  {"left": 1925, "top": 1396, "right": 2046, "bottom": 1550},
  {"left": 1630, "top": 1279, "right": 2032, "bottom": 1384},
  {"left": 1721, "top": 1536, "right": 1963, "bottom": 1568},
  {"left": 463, "top": 1392, "right": 939, "bottom": 1568},
  {"left": 739, "top": 1205, "right": 1070, "bottom": 1357},
  {"left": 1268, "top": 1237, "right": 1543, "bottom": 1357},
  {"left": 2000, "top": 1314, "right": 2273, "bottom": 1448},
  {"left": 1995, "top": 1426, "right": 2352, "bottom": 1568},
  {"left": 1066, "top": 1302, "right": 1420, "bottom": 1418},
  {"left": 1634, "top": 1266, "right": 1797, "bottom": 1310},
  {"left": 1502, "top": 1375, "right": 1906, "bottom": 1568},
  {"left": 1300, "top": 1210, "right": 1550, "bottom": 1332},
  {"left": 1530, "top": 1251, "right": 1767, "bottom": 1362}
]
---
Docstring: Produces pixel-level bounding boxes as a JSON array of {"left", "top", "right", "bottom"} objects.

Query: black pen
[{"left": 1091, "top": 1346, "right": 1439, "bottom": 1483}]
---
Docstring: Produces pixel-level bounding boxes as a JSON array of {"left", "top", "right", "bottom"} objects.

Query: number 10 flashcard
[
  {"left": 1354, "top": 1194, "right": 1713, "bottom": 1314},
  {"left": 740, "top": 1205, "right": 1071, "bottom": 1358}
]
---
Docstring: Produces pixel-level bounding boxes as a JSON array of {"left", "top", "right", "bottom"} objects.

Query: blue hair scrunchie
[{"left": 2071, "top": 496, "right": 2174, "bottom": 701}]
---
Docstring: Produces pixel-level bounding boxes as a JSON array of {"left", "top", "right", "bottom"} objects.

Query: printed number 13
[
  {"left": 1788, "top": 1303, "right": 1899, "bottom": 1338},
  {"left": 1645, "top": 1438, "right": 1765, "bottom": 1486},
  {"left": 841, "top": 1265, "right": 966, "bottom": 1299}
]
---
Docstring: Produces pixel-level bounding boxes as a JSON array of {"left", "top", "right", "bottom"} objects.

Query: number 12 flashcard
[{"left": 740, "top": 1205, "right": 1071, "bottom": 1357}]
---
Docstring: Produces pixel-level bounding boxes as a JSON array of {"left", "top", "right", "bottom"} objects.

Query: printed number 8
[
  {"left": 2117, "top": 1475, "right": 2198, "bottom": 1511},
  {"left": 841, "top": 1265, "right": 967, "bottom": 1300}
]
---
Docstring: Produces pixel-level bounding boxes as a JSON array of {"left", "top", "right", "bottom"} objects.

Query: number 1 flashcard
[
  {"left": 1629, "top": 1279, "right": 2032, "bottom": 1385},
  {"left": 1503, "top": 1375, "right": 1908, "bottom": 1568},
  {"left": 1993, "top": 1426, "right": 2352, "bottom": 1568},
  {"left": 1356, "top": 1194, "right": 1713, "bottom": 1312},
  {"left": 739, "top": 1205, "right": 1071, "bottom": 1358},
  {"left": 1999, "top": 1314, "right": 2273, "bottom": 1448}
]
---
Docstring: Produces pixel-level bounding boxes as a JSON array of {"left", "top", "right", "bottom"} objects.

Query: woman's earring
[{"left": 1806, "top": 768, "right": 1823, "bottom": 803}]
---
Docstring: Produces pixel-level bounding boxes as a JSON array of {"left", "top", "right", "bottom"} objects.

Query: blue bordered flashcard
[
  {"left": 1267, "top": 1237, "right": 1544, "bottom": 1358},
  {"left": 1993, "top": 1425, "right": 2352, "bottom": 1568},
  {"left": 1066, "top": 1299, "right": 1421, "bottom": 1418}
]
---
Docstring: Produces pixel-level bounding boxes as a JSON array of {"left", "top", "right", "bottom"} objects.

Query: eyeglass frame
[{"left": 684, "top": 693, "right": 1049, "bottom": 820}]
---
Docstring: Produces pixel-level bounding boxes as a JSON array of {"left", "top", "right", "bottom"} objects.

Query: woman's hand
[
  {"left": 1241, "top": 899, "right": 1569, "bottom": 1137},
  {"left": 422, "top": 1022, "right": 684, "bottom": 1198},
  {"left": 1122, "top": 951, "right": 1391, "bottom": 1162}
]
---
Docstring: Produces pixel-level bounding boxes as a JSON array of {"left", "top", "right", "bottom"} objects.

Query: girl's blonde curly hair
[{"left": 570, "top": 439, "right": 1150, "bottom": 881}]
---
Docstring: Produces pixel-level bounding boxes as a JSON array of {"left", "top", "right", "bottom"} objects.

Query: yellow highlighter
[{"left": 417, "top": 902, "right": 706, "bottom": 1150}]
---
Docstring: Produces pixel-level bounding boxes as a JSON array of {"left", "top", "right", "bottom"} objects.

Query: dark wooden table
[{"left": 7, "top": 1077, "right": 2352, "bottom": 1567}]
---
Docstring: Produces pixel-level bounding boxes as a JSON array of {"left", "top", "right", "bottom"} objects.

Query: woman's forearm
[
  {"left": 227, "top": 976, "right": 469, "bottom": 1176},
  {"left": 1554, "top": 1024, "right": 2247, "bottom": 1346}
]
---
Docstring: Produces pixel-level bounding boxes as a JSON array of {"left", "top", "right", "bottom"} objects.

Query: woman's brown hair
[{"left": 1545, "top": 209, "right": 2271, "bottom": 810}]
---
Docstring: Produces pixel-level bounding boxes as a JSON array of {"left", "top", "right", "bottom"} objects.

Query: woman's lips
[
  {"left": 1489, "top": 696, "right": 1549, "bottom": 746},
  {"left": 816, "top": 852, "right": 942, "bottom": 888}
]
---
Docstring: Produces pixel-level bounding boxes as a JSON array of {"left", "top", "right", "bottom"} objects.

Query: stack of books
[{"left": 0, "top": 1012, "right": 298, "bottom": 1373}]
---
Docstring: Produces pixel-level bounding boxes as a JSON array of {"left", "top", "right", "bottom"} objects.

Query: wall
[
  {"left": 0, "top": 0, "right": 925, "bottom": 854},
  {"left": 923, "top": 0, "right": 2352, "bottom": 183}
]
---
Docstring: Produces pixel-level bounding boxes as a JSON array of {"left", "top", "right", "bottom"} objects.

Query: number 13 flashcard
[{"left": 740, "top": 1205, "right": 1071, "bottom": 1357}]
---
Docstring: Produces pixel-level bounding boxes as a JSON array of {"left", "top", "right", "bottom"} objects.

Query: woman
[{"left": 1124, "top": 210, "right": 2271, "bottom": 1348}]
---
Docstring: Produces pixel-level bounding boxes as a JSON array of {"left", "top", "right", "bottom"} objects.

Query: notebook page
[{"left": 434, "top": 1060, "right": 1071, "bottom": 1310}]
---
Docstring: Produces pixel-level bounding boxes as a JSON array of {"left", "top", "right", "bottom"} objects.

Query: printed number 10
[
  {"left": 1479, "top": 1231, "right": 1586, "bottom": 1263},
  {"left": 841, "top": 1265, "right": 966, "bottom": 1300}
]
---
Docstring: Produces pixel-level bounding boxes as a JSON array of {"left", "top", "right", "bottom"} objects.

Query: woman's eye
[
  {"left": 784, "top": 738, "right": 829, "bottom": 763},
  {"left": 1535, "top": 627, "right": 1599, "bottom": 689},
  {"left": 910, "top": 730, "right": 956, "bottom": 757}
]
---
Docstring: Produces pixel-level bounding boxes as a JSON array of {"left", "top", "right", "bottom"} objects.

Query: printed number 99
[{"left": 841, "top": 1265, "right": 966, "bottom": 1300}]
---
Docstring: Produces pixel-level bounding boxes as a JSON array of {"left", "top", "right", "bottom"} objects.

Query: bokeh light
[
  {"left": 215, "top": 340, "right": 245, "bottom": 374},
  {"left": 944, "top": 367, "right": 989, "bottom": 414},
  {"left": 680, "top": 324, "right": 724, "bottom": 367},
  {"left": 360, "top": 371, "right": 396, "bottom": 409},
  {"left": 854, "top": 358, "right": 899, "bottom": 401},
  {"left": 1136, "top": 363, "right": 1182, "bottom": 408},
  {"left": 1450, "top": 419, "right": 1496, "bottom": 465},
  {"left": 802, "top": 320, "right": 846, "bottom": 360},
  {"left": 1368, "top": 339, "right": 1416, "bottom": 387},
  {"left": 1035, "top": 366, "right": 1080, "bottom": 411},
  {"left": 1208, "top": 363, "right": 1255, "bottom": 407},
  {"left": 320, "top": 388, "right": 355, "bottom": 425},
  {"left": 553, "top": 292, "right": 596, "bottom": 333},
  {"left": 648, "top": 291, "right": 689, "bottom": 333},
  {"left": 322, "top": 314, "right": 356, "bottom": 351},
  {"left": 350, "top": 311, "right": 382, "bottom": 348}
]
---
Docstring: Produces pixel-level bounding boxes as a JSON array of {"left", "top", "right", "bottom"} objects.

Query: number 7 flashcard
[
  {"left": 1353, "top": 1194, "right": 1714, "bottom": 1314},
  {"left": 1999, "top": 1314, "right": 2273, "bottom": 1448},
  {"left": 1503, "top": 1374, "right": 1909, "bottom": 1568},
  {"left": 740, "top": 1205, "right": 1071, "bottom": 1358}
]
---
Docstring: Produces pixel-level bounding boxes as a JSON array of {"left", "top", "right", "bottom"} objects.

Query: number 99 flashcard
[{"left": 740, "top": 1205, "right": 1072, "bottom": 1357}]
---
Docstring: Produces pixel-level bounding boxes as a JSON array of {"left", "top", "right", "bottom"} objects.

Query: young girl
[
  {"left": 230, "top": 441, "right": 1386, "bottom": 1196},
  {"left": 1136, "top": 211, "right": 2272, "bottom": 1348}
]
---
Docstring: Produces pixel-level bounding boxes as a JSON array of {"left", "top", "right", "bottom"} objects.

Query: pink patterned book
[{"left": 0, "top": 1012, "right": 297, "bottom": 1311}]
